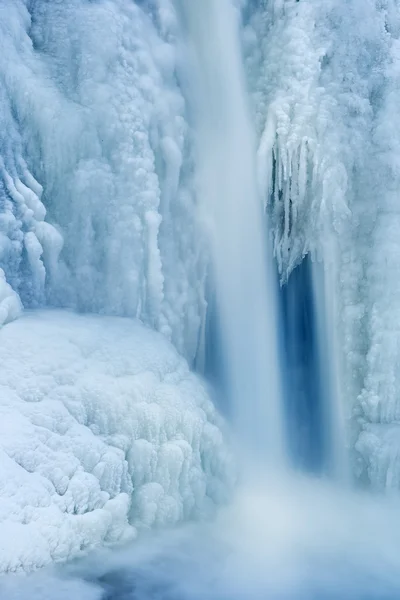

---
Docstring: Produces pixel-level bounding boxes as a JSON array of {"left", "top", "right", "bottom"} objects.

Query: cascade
[
  {"left": 281, "top": 256, "right": 325, "bottom": 473},
  {"left": 311, "top": 256, "right": 349, "bottom": 482},
  {"left": 3, "top": 0, "right": 400, "bottom": 596},
  {"left": 178, "top": 0, "right": 286, "bottom": 468}
]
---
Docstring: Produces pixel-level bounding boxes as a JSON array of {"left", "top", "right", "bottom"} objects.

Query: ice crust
[
  {"left": 0, "top": 310, "right": 232, "bottom": 573},
  {"left": 0, "top": 0, "right": 206, "bottom": 364}
]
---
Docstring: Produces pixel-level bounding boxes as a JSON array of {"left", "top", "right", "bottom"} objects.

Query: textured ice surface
[
  {"left": 0, "top": 310, "right": 232, "bottom": 573},
  {"left": 1, "top": 0, "right": 400, "bottom": 496},
  {"left": 0, "top": 0, "right": 206, "bottom": 363},
  {"left": 246, "top": 0, "right": 400, "bottom": 489},
  {"left": 0, "top": 268, "right": 22, "bottom": 326}
]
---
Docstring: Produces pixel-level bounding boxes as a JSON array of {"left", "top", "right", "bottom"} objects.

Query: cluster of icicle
[
  {"left": 248, "top": 0, "right": 400, "bottom": 491},
  {"left": 246, "top": 0, "right": 349, "bottom": 281}
]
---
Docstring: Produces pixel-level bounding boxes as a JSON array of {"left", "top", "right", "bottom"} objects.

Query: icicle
[{"left": 145, "top": 210, "right": 164, "bottom": 329}]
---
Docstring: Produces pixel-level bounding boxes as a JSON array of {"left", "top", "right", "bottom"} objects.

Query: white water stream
[{"left": 179, "top": 0, "right": 285, "bottom": 468}]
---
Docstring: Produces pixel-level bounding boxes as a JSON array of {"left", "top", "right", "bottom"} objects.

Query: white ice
[
  {"left": 246, "top": 0, "right": 400, "bottom": 489},
  {"left": 1, "top": 0, "right": 400, "bottom": 568},
  {"left": 0, "top": 0, "right": 207, "bottom": 364},
  {"left": 0, "top": 310, "right": 233, "bottom": 573},
  {"left": 3, "top": 475, "right": 400, "bottom": 599}
]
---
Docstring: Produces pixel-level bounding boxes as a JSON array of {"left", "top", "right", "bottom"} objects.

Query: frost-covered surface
[
  {"left": 0, "top": 269, "right": 22, "bottom": 326},
  {"left": 0, "top": 1, "right": 64, "bottom": 313},
  {"left": 246, "top": 0, "right": 400, "bottom": 488},
  {"left": 0, "top": 310, "right": 233, "bottom": 573},
  {"left": 2, "top": 0, "right": 400, "bottom": 499},
  {"left": 0, "top": 0, "right": 206, "bottom": 363},
  {"left": 246, "top": 0, "right": 355, "bottom": 278}
]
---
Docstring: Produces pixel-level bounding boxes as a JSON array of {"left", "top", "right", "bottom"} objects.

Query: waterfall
[
  {"left": 4, "top": 0, "right": 400, "bottom": 594},
  {"left": 311, "top": 257, "right": 349, "bottom": 482},
  {"left": 179, "top": 0, "right": 285, "bottom": 468}
]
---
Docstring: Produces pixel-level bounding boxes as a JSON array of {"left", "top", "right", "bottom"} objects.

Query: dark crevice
[
  {"left": 199, "top": 254, "right": 328, "bottom": 474},
  {"left": 281, "top": 255, "right": 327, "bottom": 473}
]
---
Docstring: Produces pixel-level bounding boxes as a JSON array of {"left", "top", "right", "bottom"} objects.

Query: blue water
[{"left": 204, "top": 255, "right": 328, "bottom": 474}]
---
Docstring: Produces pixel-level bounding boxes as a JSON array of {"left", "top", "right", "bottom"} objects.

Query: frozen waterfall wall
[
  {"left": 1, "top": 0, "right": 400, "bottom": 489},
  {"left": 245, "top": 0, "right": 400, "bottom": 487},
  {"left": 0, "top": 0, "right": 207, "bottom": 364}
]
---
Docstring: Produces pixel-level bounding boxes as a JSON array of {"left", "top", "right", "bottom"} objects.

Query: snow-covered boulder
[{"left": 0, "top": 310, "right": 233, "bottom": 573}]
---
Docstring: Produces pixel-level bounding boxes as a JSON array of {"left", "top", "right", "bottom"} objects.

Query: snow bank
[{"left": 0, "top": 310, "right": 233, "bottom": 573}]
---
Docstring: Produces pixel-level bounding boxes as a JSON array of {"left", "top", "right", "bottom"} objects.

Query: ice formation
[
  {"left": 0, "top": 0, "right": 206, "bottom": 363},
  {"left": 0, "top": 0, "right": 237, "bottom": 574},
  {"left": 1, "top": 0, "right": 400, "bottom": 580},
  {"left": 0, "top": 310, "right": 232, "bottom": 573},
  {"left": 244, "top": 0, "right": 400, "bottom": 488}
]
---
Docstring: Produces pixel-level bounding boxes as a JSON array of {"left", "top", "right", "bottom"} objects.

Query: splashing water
[{"left": 6, "top": 475, "right": 400, "bottom": 600}]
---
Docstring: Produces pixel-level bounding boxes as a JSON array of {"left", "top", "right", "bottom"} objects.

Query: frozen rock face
[
  {"left": 0, "top": 310, "right": 233, "bottom": 573},
  {"left": 0, "top": 0, "right": 206, "bottom": 364}
]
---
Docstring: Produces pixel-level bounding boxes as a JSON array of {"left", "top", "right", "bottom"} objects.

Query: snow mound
[{"left": 0, "top": 310, "right": 233, "bottom": 573}]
